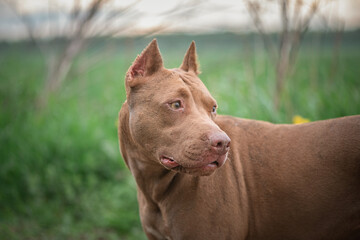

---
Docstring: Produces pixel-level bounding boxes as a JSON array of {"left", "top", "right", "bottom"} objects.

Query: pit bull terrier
[{"left": 118, "top": 39, "right": 360, "bottom": 240}]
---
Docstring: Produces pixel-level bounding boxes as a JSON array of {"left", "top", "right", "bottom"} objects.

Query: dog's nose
[{"left": 210, "top": 132, "right": 231, "bottom": 154}]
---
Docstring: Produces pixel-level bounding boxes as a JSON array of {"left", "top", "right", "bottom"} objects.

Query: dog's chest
[{"left": 140, "top": 178, "right": 247, "bottom": 240}]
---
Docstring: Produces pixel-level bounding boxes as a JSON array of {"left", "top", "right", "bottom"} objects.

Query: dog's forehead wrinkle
[
  {"left": 175, "top": 87, "right": 191, "bottom": 99},
  {"left": 175, "top": 70, "right": 215, "bottom": 109}
]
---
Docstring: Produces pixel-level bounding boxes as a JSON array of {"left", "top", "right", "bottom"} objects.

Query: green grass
[{"left": 0, "top": 33, "right": 359, "bottom": 239}]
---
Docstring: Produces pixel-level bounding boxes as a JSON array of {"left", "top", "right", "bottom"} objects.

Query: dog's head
[{"left": 124, "top": 39, "right": 230, "bottom": 176}]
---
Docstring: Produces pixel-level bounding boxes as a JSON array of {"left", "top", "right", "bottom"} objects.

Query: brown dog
[{"left": 118, "top": 39, "right": 360, "bottom": 240}]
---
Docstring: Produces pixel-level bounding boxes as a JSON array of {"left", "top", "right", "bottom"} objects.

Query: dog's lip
[
  {"left": 160, "top": 156, "right": 180, "bottom": 168},
  {"left": 197, "top": 153, "right": 227, "bottom": 170},
  {"left": 199, "top": 161, "right": 219, "bottom": 171},
  {"left": 160, "top": 153, "right": 227, "bottom": 170}
]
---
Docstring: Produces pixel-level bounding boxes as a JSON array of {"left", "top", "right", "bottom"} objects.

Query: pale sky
[{"left": 0, "top": 0, "right": 359, "bottom": 40}]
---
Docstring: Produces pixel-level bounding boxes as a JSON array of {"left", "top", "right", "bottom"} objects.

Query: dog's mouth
[
  {"left": 160, "top": 154, "right": 227, "bottom": 174},
  {"left": 160, "top": 156, "right": 180, "bottom": 168}
]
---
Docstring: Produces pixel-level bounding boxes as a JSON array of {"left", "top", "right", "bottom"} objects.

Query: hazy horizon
[{"left": 0, "top": 0, "right": 359, "bottom": 41}]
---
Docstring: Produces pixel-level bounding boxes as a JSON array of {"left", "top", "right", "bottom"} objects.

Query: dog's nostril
[{"left": 210, "top": 133, "right": 231, "bottom": 152}]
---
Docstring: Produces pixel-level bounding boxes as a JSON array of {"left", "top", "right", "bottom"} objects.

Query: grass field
[{"left": 0, "top": 32, "right": 359, "bottom": 239}]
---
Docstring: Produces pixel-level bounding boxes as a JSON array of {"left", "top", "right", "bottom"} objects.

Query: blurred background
[{"left": 0, "top": 0, "right": 359, "bottom": 239}]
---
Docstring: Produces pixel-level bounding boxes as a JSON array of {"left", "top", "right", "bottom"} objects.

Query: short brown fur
[{"left": 118, "top": 39, "right": 360, "bottom": 240}]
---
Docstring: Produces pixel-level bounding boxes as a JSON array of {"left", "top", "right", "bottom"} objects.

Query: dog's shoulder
[{"left": 215, "top": 115, "right": 276, "bottom": 135}]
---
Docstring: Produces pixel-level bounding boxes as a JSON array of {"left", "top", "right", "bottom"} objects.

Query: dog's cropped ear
[
  {"left": 180, "top": 41, "right": 200, "bottom": 75},
  {"left": 126, "top": 39, "right": 163, "bottom": 88}
]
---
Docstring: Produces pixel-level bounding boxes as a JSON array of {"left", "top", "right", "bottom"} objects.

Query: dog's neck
[
  {"left": 118, "top": 101, "right": 180, "bottom": 201},
  {"left": 130, "top": 157, "right": 179, "bottom": 203}
]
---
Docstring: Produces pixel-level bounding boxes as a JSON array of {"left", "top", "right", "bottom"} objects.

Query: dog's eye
[
  {"left": 212, "top": 105, "right": 217, "bottom": 113},
  {"left": 170, "top": 101, "right": 182, "bottom": 110}
]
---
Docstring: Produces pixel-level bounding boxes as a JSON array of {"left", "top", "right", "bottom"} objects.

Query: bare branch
[
  {"left": 299, "top": 0, "right": 320, "bottom": 35},
  {"left": 288, "top": 0, "right": 323, "bottom": 68},
  {"left": 246, "top": 0, "right": 278, "bottom": 63},
  {"left": 244, "top": 0, "right": 328, "bottom": 110},
  {"left": 2, "top": 0, "right": 51, "bottom": 63},
  {"left": 292, "top": 0, "right": 303, "bottom": 30},
  {"left": 86, "top": 2, "right": 138, "bottom": 37},
  {"left": 38, "top": 0, "right": 110, "bottom": 107},
  {"left": 279, "top": 0, "right": 289, "bottom": 53},
  {"left": 69, "top": 0, "right": 82, "bottom": 36}
]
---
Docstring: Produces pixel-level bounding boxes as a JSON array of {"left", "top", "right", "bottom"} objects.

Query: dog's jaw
[{"left": 159, "top": 150, "right": 229, "bottom": 176}]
